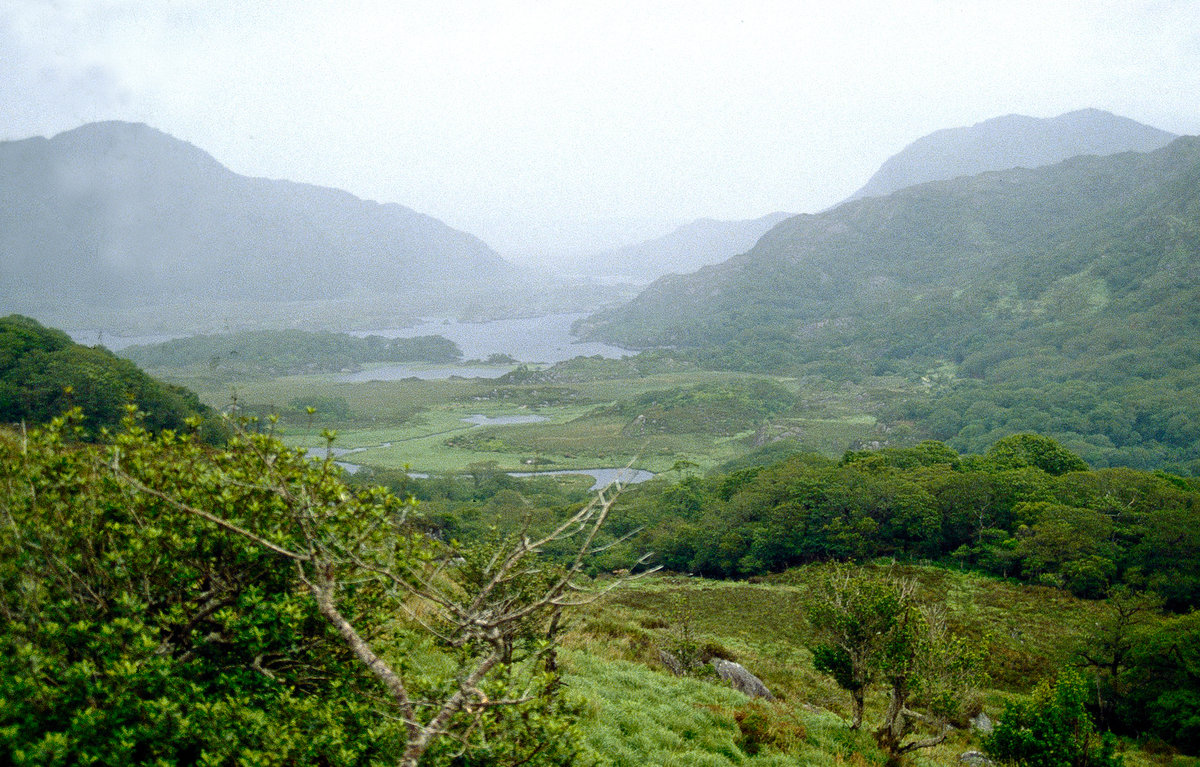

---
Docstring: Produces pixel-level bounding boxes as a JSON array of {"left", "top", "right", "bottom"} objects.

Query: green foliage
[
  {"left": 985, "top": 669, "right": 1123, "bottom": 767},
  {"left": 984, "top": 434, "right": 1090, "bottom": 476},
  {"left": 0, "top": 409, "right": 592, "bottom": 766},
  {"left": 607, "top": 379, "right": 797, "bottom": 436},
  {"left": 0, "top": 411, "right": 391, "bottom": 765},
  {"left": 122, "top": 328, "right": 462, "bottom": 377},
  {"left": 611, "top": 434, "right": 1200, "bottom": 611},
  {"left": 1110, "top": 610, "right": 1200, "bottom": 754},
  {"left": 804, "top": 564, "right": 984, "bottom": 758},
  {"left": 0, "top": 314, "right": 222, "bottom": 439},
  {"left": 805, "top": 563, "right": 910, "bottom": 728}
]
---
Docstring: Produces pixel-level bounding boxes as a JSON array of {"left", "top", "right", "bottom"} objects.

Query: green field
[{"left": 164, "top": 363, "right": 919, "bottom": 477}]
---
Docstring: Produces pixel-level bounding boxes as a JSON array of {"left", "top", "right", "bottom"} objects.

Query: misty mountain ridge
[
  {"left": 567, "top": 211, "right": 794, "bottom": 285},
  {"left": 846, "top": 108, "right": 1176, "bottom": 201},
  {"left": 580, "top": 135, "right": 1200, "bottom": 467},
  {"left": 0, "top": 121, "right": 526, "bottom": 325},
  {"left": 584, "top": 134, "right": 1200, "bottom": 350}
]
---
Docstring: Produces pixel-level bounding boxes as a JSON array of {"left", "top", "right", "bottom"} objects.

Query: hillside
[
  {"left": 847, "top": 108, "right": 1175, "bottom": 201},
  {"left": 0, "top": 121, "right": 526, "bottom": 324},
  {"left": 569, "top": 212, "right": 793, "bottom": 284},
  {"left": 0, "top": 314, "right": 222, "bottom": 437},
  {"left": 580, "top": 137, "right": 1200, "bottom": 471}
]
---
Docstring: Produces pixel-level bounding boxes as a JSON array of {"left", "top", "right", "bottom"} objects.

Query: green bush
[{"left": 985, "top": 669, "right": 1122, "bottom": 767}]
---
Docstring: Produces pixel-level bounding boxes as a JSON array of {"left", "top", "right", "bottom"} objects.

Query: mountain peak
[
  {"left": 847, "top": 109, "right": 1176, "bottom": 202},
  {"left": 0, "top": 121, "right": 520, "bottom": 316},
  {"left": 43, "top": 120, "right": 226, "bottom": 173}
]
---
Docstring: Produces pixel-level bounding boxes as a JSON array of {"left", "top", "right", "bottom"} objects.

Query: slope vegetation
[{"left": 581, "top": 138, "right": 1200, "bottom": 470}]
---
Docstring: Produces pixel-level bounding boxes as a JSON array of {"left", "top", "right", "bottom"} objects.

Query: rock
[
  {"left": 959, "top": 751, "right": 995, "bottom": 766},
  {"left": 658, "top": 649, "right": 686, "bottom": 677},
  {"left": 710, "top": 658, "right": 775, "bottom": 700},
  {"left": 971, "top": 711, "right": 994, "bottom": 734}
]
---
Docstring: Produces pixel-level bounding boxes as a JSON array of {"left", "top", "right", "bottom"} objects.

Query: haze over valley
[{"left": 4, "top": 5, "right": 1200, "bottom": 765}]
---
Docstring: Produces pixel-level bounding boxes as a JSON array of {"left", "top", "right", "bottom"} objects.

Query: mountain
[
  {"left": 569, "top": 212, "right": 794, "bottom": 285},
  {"left": 580, "top": 136, "right": 1200, "bottom": 470},
  {"left": 0, "top": 121, "right": 523, "bottom": 320},
  {"left": 846, "top": 108, "right": 1176, "bottom": 201}
]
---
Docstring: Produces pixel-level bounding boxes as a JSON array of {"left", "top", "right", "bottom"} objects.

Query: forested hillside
[
  {"left": 121, "top": 329, "right": 462, "bottom": 377},
  {"left": 581, "top": 137, "right": 1200, "bottom": 471},
  {"left": 0, "top": 315, "right": 221, "bottom": 437}
]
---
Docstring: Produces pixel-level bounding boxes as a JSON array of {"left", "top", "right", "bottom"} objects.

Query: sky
[{"left": 3, "top": 0, "right": 1199, "bottom": 263}]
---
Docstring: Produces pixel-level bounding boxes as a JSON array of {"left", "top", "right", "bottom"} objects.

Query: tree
[
  {"left": 1111, "top": 610, "right": 1200, "bottom": 754},
  {"left": 0, "top": 315, "right": 220, "bottom": 438},
  {"left": 872, "top": 601, "right": 982, "bottom": 762},
  {"left": 805, "top": 562, "right": 907, "bottom": 729},
  {"left": 2, "top": 409, "right": 644, "bottom": 766},
  {"left": 984, "top": 434, "right": 1089, "bottom": 476},
  {"left": 805, "top": 563, "right": 983, "bottom": 762},
  {"left": 1076, "top": 587, "right": 1163, "bottom": 682}
]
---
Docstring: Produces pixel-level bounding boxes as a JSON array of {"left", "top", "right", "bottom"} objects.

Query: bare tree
[{"left": 107, "top": 424, "right": 652, "bottom": 766}]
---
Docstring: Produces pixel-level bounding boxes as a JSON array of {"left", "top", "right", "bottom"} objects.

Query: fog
[{"left": 3, "top": 1, "right": 1199, "bottom": 262}]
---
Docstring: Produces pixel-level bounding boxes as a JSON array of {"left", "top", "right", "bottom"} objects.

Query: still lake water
[
  {"left": 73, "top": 313, "right": 631, "bottom": 380},
  {"left": 341, "top": 312, "right": 630, "bottom": 381}
]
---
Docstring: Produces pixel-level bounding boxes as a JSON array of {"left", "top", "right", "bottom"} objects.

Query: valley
[
  {"left": 4, "top": 101, "right": 1200, "bottom": 767},
  {"left": 144, "top": 313, "right": 905, "bottom": 478}
]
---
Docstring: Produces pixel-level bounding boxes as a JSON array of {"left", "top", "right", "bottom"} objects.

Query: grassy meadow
[{"left": 159, "top": 361, "right": 921, "bottom": 477}]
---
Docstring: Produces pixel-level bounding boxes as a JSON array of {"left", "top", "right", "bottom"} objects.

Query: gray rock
[
  {"left": 971, "top": 711, "right": 994, "bottom": 734},
  {"left": 959, "top": 751, "right": 995, "bottom": 766},
  {"left": 710, "top": 658, "right": 775, "bottom": 700},
  {"left": 658, "top": 649, "right": 686, "bottom": 677}
]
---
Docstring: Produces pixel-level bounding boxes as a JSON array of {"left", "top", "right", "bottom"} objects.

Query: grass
[
  {"left": 556, "top": 565, "right": 1197, "bottom": 766},
  {"left": 562, "top": 650, "right": 886, "bottom": 767},
  {"left": 155, "top": 363, "right": 923, "bottom": 477}
]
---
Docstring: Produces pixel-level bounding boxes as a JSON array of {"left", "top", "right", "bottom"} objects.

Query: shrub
[{"left": 985, "top": 669, "right": 1122, "bottom": 767}]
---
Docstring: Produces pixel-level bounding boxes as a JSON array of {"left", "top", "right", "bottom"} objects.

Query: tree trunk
[
  {"left": 875, "top": 682, "right": 908, "bottom": 764},
  {"left": 851, "top": 688, "right": 865, "bottom": 730}
]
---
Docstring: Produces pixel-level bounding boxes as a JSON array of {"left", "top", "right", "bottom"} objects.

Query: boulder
[
  {"left": 658, "top": 649, "right": 687, "bottom": 677},
  {"left": 958, "top": 751, "right": 995, "bottom": 766},
  {"left": 971, "top": 711, "right": 994, "bottom": 734},
  {"left": 710, "top": 658, "right": 775, "bottom": 700}
]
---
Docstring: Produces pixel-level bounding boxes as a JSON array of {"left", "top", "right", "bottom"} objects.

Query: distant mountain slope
[
  {"left": 0, "top": 121, "right": 522, "bottom": 312},
  {"left": 581, "top": 137, "right": 1200, "bottom": 470},
  {"left": 570, "top": 212, "right": 793, "bottom": 284},
  {"left": 847, "top": 108, "right": 1176, "bottom": 201}
]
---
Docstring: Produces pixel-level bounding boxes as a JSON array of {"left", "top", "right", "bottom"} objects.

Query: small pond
[{"left": 461, "top": 414, "right": 548, "bottom": 426}]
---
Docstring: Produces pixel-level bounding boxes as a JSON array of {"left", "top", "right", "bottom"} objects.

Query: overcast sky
[{"left": 3, "top": 0, "right": 1199, "bottom": 261}]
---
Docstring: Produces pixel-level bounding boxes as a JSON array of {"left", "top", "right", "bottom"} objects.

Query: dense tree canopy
[{"left": 0, "top": 314, "right": 221, "bottom": 438}]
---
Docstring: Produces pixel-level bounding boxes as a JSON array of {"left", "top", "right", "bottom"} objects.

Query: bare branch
[{"left": 108, "top": 461, "right": 309, "bottom": 562}]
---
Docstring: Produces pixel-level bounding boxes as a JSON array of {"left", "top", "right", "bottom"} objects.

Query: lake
[
  {"left": 461, "top": 414, "right": 548, "bottom": 426},
  {"left": 507, "top": 467, "right": 656, "bottom": 491},
  {"left": 342, "top": 312, "right": 631, "bottom": 380},
  {"left": 336, "top": 465, "right": 656, "bottom": 491},
  {"left": 351, "top": 312, "right": 629, "bottom": 362}
]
